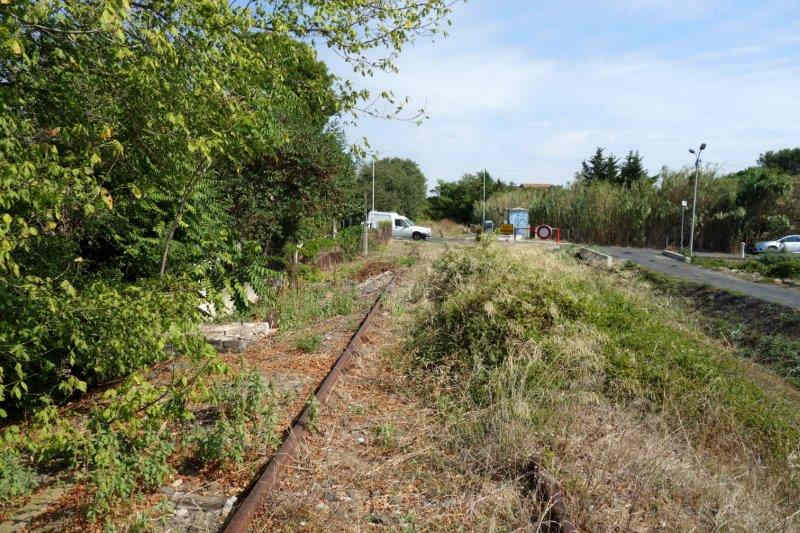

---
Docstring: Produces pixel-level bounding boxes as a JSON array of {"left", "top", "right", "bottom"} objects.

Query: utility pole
[
  {"left": 688, "top": 143, "right": 706, "bottom": 258},
  {"left": 371, "top": 159, "right": 375, "bottom": 214}
]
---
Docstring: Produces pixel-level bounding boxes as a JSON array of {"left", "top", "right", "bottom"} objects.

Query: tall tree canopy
[
  {"left": 619, "top": 150, "right": 649, "bottom": 186},
  {"left": 732, "top": 166, "right": 794, "bottom": 241},
  {"left": 359, "top": 157, "right": 428, "bottom": 219},
  {"left": 580, "top": 147, "right": 617, "bottom": 183},
  {"left": 758, "top": 148, "right": 800, "bottom": 176},
  {"left": 427, "top": 170, "right": 513, "bottom": 223},
  {"left": 580, "top": 147, "right": 649, "bottom": 186}
]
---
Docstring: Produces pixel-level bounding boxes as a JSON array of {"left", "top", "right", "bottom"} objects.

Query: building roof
[{"left": 518, "top": 183, "right": 554, "bottom": 189}]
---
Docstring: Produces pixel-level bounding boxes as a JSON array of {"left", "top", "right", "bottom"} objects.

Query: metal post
[
  {"left": 363, "top": 191, "right": 368, "bottom": 257},
  {"left": 680, "top": 202, "right": 685, "bottom": 251},
  {"left": 688, "top": 143, "right": 706, "bottom": 258},
  {"left": 371, "top": 159, "right": 375, "bottom": 214},
  {"left": 482, "top": 170, "right": 486, "bottom": 231}
]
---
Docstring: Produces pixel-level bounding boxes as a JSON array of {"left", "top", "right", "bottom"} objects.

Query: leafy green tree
[
  {"left": 0, "top": 0, "right": 455, "bottom": 414},
  {"left": 733, "top": 167, "right": 794, "bottom": 242},
  {"left": 428, "top": 170, "right": 513, "bottom": 223},
  {"left": 0, "top": 0, "right": 459, "bottom": 516},
  {"left": 619, "top": 150, "right": 648, "bottom": 186},
  {"left": 359, "top": 157, "right": 428, "bottom": 219},
  {"left": 758, "top": 148, "right": 800, "bottom": 176}
]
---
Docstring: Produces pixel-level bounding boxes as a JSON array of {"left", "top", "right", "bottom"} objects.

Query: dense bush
[
  {"left": 758, "top": 253, "right": 800, "bottom": 279},
  {"left": 412, "top": 247, "right": 582, "bottom": 394},
  {"left": 0, "top": 275, "right": 208, "bottom": 416}
]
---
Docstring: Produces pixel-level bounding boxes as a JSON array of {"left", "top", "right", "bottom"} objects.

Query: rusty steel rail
[{"left": 222, "top": 273, "right": 397, "bottom": 533}]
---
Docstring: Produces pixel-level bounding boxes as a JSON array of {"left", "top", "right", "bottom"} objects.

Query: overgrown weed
[
  {"left": 408, "top": 244, "right": 800, "bottom": 530},
  {"left": 187, "top": 370, "right": 278, "bottom": 465},
  {"left": 633, "top": 264, "right": 800, "bottom": 386},
  {"left": 295, "top": 333, "right": 323, "bottom": 353}
]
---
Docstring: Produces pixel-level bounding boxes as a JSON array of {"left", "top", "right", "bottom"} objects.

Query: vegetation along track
[{"left": 222, "top": 272, "right": 398, "bottom": 532}]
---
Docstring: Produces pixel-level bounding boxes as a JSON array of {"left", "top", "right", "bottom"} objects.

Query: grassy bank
[
  {"left": 633, "top": 265, "right": 800, "bottom": 387},
  {"left": 407, "top": 243, "right": 800, "bottom": 530},
  {"left": 693, "top": 253, "right": 800, "bottom": 281}
]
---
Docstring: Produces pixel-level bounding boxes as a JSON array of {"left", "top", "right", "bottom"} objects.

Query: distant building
[{"left": 518, "top": 183, "right": 555, "bottom": 189}]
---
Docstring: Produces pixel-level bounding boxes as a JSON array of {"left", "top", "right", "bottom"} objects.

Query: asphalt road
[{"left": 596, "top": 246, "right": 800, "bottom": 310}]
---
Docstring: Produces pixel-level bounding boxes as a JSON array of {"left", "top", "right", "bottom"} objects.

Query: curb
[
  {"left": 662, "top": 249, "right": 691, "bottom": 263},
  {"left": 577, "top": 247, "right": 613, "bottom": 268}
]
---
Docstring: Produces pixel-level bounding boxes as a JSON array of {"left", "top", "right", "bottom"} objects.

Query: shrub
[
  {"left": 337, "top": 226, "right": 364, "bottom": 259},
  {"left": 0, "top": 276, "right": 207, "bottom": 417},
  {"left": 0, "top": 447, "right": 38, "bottom": 502},
  {"left": 296, "top": 334, "right": 323, "bottom": 353},
  {"left": 412, "top": 248, "right": 582, "bottom": 396},
  {"left": 188, "top": 370, "right": 277, "bottom": 465},
  {"left": 758, "top": 253, "right": 800, "bottom": 279}
]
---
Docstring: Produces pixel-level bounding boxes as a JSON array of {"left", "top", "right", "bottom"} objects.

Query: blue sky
[{"left": 319, "top": 0, "right": 800, "bottom": 187}]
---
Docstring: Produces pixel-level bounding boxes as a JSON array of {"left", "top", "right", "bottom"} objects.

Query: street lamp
[{"left": 687, "top": 143, "right": 706, "bottom": 258}]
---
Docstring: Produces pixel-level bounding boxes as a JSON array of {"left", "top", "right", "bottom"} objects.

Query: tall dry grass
[
  {"left": 407, "top": 243, "right": 800, "bottom": 531},
  {"left": 479, "top": 169, "right": 800, "bottom": 252}
]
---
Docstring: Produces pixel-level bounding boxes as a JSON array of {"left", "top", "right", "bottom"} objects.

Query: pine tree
[
  {"left": 581, "top": 147, "right": 608, "bottom": 182},
  {"left": 605, "top": 152, "right": 620, "bottom": 184},
  {"left": 619, "top": 150, "right": 647, "bottom": 186}
]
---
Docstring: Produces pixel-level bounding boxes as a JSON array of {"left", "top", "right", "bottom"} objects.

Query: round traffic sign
[{"left": 536, "top": 225, "right": 553, "bottom": 240}]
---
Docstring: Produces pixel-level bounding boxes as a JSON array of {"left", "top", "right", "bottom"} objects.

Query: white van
[{"left": 367, "top": 211, "right": 432, "bottom": 240}]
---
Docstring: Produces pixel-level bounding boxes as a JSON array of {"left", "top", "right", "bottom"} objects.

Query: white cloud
[
  {"left": 696, "top": 45, "right": 766, "bottom": 60},
  {"left": 319, "top": 2, "right": 800, "bottom": 187}
]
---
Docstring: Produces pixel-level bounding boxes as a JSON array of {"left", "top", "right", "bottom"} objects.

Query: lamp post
[
  {"left": 688, "top": 143, "right": 706, "bottom": 258},
  {"left": 680, "top": 200, "right": 687, "bottom": 251}
]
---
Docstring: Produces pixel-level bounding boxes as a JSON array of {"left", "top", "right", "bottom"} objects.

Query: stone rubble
[{"left": 199, "top": 322, "right": 274, "bottom": 353}]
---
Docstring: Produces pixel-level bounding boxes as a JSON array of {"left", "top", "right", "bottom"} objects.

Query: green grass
[
  {"left": 583, "top": 278, "right": 799, "bottom": 459},
  {"left": 0, "top": 448, "right": 39, "bottom": 502},
  {"left": 250, "top": 282, "right": 358, "bottom": 331},
  {"left": 693, "top": 253, "right": 800, "bottom": 280},
  {"left": 418, "top": 247, "right": 799, "bottom": 462},
  {"left": 632, "top": 266, "right": 800, "bottom": 386},
  {"left": 295, "top": 333, "right": 323, "bottom": 353}
]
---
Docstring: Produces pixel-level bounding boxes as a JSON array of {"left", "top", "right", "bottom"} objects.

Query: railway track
[{"left": 221, "top": 272, "right": 397, "bottom": 532}]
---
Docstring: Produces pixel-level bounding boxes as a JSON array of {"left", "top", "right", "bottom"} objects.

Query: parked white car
[
  {"left": 367, "top": 211, "right": 431, "bottom": 240},
  {"left": 753, "top": 235, "right": 800, "bottom": 253}
]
